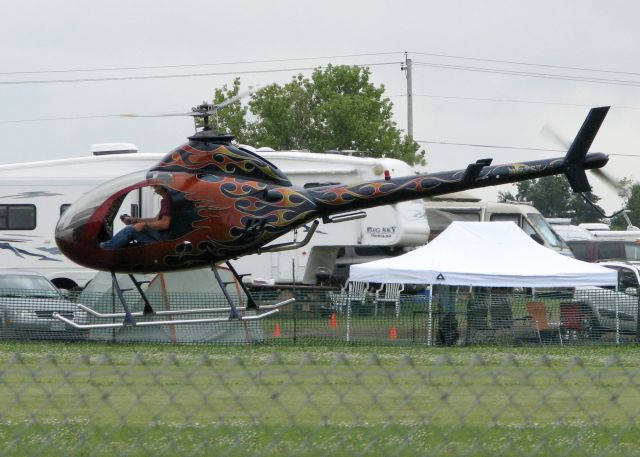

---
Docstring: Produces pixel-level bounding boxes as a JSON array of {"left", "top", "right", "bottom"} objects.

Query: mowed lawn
[{"left": 0, "top": 341, "right": 639, "bottom": 456}]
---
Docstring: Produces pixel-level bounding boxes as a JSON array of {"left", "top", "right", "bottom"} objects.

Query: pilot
[{"left": 100, "top": 185, "right": 171, "bottom": 249}]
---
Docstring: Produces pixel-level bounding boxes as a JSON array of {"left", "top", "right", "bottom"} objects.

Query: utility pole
[{"left": 401, "top": 52, "right": 414, "bottom": 139}]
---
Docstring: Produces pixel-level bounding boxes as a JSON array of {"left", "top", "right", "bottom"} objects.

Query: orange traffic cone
[
  {"left": 329, "top": 313, "right": 338, "bottom": 329},
  {"left": 273, "top": 323, "right": 282, "bottom": 337},
  {"left": 389, "top": 326, "right": 398, "bottom": 340}
]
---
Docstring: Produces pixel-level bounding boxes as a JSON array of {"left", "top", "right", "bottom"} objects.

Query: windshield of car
[
  {"left": 0, "top": 275, "right": 61, "bottom": 298},
  {"left": 527, "top": 213, "right": 569, "bottom": 249}
]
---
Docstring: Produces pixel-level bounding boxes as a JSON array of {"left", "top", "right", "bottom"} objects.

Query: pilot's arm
[{"left": 133, "top": 214, "right": 170, "bottom": 232}]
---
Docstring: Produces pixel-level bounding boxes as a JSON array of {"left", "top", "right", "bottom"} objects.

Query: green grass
[{"left": 1, "top": 341, "right": 640, "bottom": 456}]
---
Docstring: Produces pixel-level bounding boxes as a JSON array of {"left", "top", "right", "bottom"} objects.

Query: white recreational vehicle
[
  {"left": 0, "top": 145, "right": 429, "bottom": 288},
  {"left": 424, "top": 196, "right": 574, "bottom": 256},
  {"left": 548, "top": 213, "right": 640, "bottom": 244}
]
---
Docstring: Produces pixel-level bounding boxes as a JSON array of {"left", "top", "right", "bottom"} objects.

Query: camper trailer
[
  {"left": 549, "top": 214, "right": 640, "bottom": 244},
  {"left": 424, "top": 197, "right": 574, "bottom": 256},
  {"left": 0, "top": 146, "right": 429, "bottom": 288},
  {"left": 546, "top": 218, "right": 595, "bottom": 242}
]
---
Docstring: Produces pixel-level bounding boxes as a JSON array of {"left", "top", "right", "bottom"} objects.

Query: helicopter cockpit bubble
[
  {"left": 55, "top": 170, "right": 181, "bottom": 248},
  {"left": 56, "top": 170, "right": 150, "bottom": 242}
]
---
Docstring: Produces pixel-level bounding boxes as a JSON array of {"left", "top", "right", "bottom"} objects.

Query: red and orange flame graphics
[
  {"left": 165, "top": 174, "right": 318, "bottom": 265},
  {"left": 310, "top": 176, "right": 457, "bottom": 208},
  {"left": 153, "top": 143, "right": 291, "bottom": 186}
]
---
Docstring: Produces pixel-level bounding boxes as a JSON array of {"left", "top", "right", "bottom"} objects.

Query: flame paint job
[{"left": 54, "top": 108, "right": 611, "bottom": 274}]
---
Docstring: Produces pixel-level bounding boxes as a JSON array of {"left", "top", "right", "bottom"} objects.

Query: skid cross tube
[
  {"left": 225, "top": 261, "right": 259, "bottom": 310},
  {"left": 53, "top": 308, "right": 281, "bottom": 330},
  {"left": 128, "top": 274, "right": 154, "bottom": 315},
  {"left": 112, "top": 270, "right": 136, "bottom": 326},
  {"left": 74, "top": 299, "right": 294, "bottom": 319},
  {"left": 212, "top": 261, "right": 243, "bottom": 319}
]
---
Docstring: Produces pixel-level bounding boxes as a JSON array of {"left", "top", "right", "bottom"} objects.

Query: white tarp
[{"left": 349, "top": 221, "right": 617, "bottom": 287}]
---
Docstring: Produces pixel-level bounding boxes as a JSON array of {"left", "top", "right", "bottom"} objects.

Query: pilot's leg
[
  {"left": 100, "top": 226, "right": 136, "bottom": 249},
  {"left": 132, "top": 230, "right": 160, "bottom": 244}
]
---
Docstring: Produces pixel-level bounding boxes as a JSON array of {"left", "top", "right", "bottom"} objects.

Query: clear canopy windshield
[{"left": 56, "top": 170, "right": 148, "bottom": 235}]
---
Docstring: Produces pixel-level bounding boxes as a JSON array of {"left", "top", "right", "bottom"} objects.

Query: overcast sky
[{"left": 1, "top": 0, "right": 639, "bottom": 213}]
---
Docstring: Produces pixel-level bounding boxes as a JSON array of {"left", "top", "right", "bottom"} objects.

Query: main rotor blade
[
  {"left": 540, "top": 123, "right": 571, "bottom": 149},
  {"left": 113, "top": 86, "right": 261, "bottom": 119},
  {"left": 117, "top": 112, "right": 189, "bottom": 118},
  {"left": 213, "top": 86, "right": 259, "bottom": 111}
]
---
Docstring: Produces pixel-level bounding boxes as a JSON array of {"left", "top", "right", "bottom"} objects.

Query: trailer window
[
  {"left": 598, "top": 242, "right": 623, "bottom": 261},
  {"left": 567, "top": 241, "right": 588, "bottom": 261},
  {"left": 0, "top": 205, "right": 36, "bottom": 230}
]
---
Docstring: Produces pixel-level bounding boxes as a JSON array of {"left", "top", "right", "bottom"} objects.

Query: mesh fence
[
  {"left": 1, "top": 285, "right": 639, "bottom": 346},
  {"left": 0, "top": 351, "right": 639, "bottom": 456}
]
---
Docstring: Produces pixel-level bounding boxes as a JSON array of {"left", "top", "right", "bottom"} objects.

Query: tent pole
[{"left": 427, "top": 284, "right": 433, "bottom": 346}]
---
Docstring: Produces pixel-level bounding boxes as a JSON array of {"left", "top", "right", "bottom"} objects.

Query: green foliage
[
  {"left": 611, "top": 180, "right": 640, "bottom": 229},
  {"left": 209, "top": 66, "right": 422, "bottom": 165},
  {"left": 570, "top": 191, "right": 606, "bottom": 224},
  {"left": 208, "top": 77, "right": 249, "bottom": 140},
  {"left": 505, "top": 176, "right": 604, "bottom": 223}
]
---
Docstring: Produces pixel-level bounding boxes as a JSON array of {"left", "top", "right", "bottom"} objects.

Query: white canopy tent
[{"left": 349, "top": 221, "right": 617, "bottom": 287}]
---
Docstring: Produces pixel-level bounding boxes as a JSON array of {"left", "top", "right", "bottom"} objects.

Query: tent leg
[{"left": 427, "top": 285, "right": 433, "bottom": 347}]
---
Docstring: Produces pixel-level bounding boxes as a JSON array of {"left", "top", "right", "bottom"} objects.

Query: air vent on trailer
[{"left": 90, "top": 143, "right": 138, "bottom": 156}]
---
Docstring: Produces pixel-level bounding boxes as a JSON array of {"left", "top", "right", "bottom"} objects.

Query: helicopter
[{"left": 53, "top": 103, "right": 611, "bottom": 329}]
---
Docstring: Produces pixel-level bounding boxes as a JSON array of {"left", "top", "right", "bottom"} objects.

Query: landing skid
[
  {"left": 54, "top": 307, "right": 283, "bottom": 330},
  {"left": 53, "top": 262, "right": 291, "bottom": 330}
]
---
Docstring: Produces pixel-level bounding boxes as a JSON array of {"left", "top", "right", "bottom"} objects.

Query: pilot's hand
[{"left": 120, "top": 214, "right": 134, "bottom": 225}]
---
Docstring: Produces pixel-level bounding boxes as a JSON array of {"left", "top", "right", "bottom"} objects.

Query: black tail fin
[{"left": 564, "top": 106, "right": 610, "bottom": 193}]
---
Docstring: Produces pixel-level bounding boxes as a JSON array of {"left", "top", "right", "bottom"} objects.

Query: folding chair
[
  {"left": 559, "top": 301, "right": 591, "bottom": 342},
  {"left": 523, "top": 301, "right": 562, "bottom": 345},
  {"left": 374, "top": 283, "right": 404, "bottom": 317},
  {"left": 327, "top": 290, "right": 347, "bottom": 316},
  {"left": 346, "top": 281, "right": 369, "bottom": 312}
]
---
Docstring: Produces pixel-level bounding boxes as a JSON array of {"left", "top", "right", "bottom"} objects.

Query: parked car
[
  {"left": 566, "top": 239, "right": 640, "bottom": 263},
  {"left": 573, "top": 261, "right": 640, "bottom": 338},
  {"left": 0, "top": 270, "right": 88, "bottom": 339}
]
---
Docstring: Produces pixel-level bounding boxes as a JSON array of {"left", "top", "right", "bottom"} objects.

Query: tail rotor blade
[{"left": 590, "top": 168, "right": 623, "bottom": 194}]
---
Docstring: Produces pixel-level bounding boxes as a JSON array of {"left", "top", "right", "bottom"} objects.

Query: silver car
[
  {"left": 573, "top": 261, "right": 640, "bottom": 337},
  {"left": 0, "top": 270, "right": 87, "bottom": 339}
]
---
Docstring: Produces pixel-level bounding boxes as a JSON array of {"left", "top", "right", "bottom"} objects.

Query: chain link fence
[
  {"left": 1, "top": 284, "right": 639, "bottom": 346},
  {"left": 0, "top": 351, "right": 639, "bottom": 456}
]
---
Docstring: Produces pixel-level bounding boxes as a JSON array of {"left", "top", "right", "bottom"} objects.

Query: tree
[
  {"left": 497, "top": 176, "right": 604, "bottom": 222},
  {"left": 240, "top": 65, "right": 422, "bottom": 165},
  {"left": 611, "top": 179, "right": 640, "bottom": 229},
  {"left": 570, "top": 191, "right": 605, "bottom": 224},
  {"left": 206, "top": 77, "right": 249, "bottom": 140}
]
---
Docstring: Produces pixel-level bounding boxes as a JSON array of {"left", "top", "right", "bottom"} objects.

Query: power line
[
  {"left": 0, "top": 61, "right": 400, "bottom": 85},
  {"left": 0, "top": 52, "right": 403, "bottom": 76},
  {"left": 416, "top": 140, "right": 640, "bottom": 158},
  {"left": 416, "top": 140, "right": 565, "bottom": 152},
  {"left": 413, "top": 61, "right": 640, "bottom": 87},
  {"left": 410, "top": 51, "right": 640, "bottom": 77},
  {"left": 5, "top": 49, "right": 638, "bottom": 79},
  {"left": 389, "top": 94, "right": 640, "bottom": 111}
]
